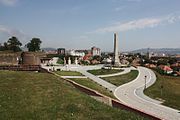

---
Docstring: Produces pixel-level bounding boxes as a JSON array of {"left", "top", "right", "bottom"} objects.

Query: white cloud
[
  {"left": 0, "top": 0, "right": 18, "bottom": 6},
  {"left": 0, "top": 25, "right": 30, "bottom": 43},
  {"left": 79, "top": 35, "right": 88, "bottom": 39},
  {"left": 114, "top": 6, "right": 126, "bottom": 12},
  {"left": 126, "top": 0, "right": 142, "bottom": 2},
  {"left": 0, "top": 25, "right": 12, "bottom": 35},
  {"left": 112, "top": 0, "right": 142, "bottom": 3},
  {"left": 91, "top": 14, "right": 180, "bottom": 33}
]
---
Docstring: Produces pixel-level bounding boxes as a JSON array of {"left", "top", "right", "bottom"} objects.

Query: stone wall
[
  {"left": 0, "top": 52, "right": 21, "bottom": 65},
  {"left": 21, "top": 52, "right": 47, "bottom": 65},
  {"left": 0, "top": 52, "right": 46, "bottom": 65}
]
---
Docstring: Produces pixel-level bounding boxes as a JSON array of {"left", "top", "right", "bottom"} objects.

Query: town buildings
[
  {"left": 91, "top": 46, "right": 101, "bottom": 56},
  {"left": 57, "top": 48, "right": 65, "bottom": 55}
]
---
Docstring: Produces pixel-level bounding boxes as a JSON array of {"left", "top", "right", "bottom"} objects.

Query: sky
[{"left": 0, "top": 0, "right": 180, "bottom": 52}]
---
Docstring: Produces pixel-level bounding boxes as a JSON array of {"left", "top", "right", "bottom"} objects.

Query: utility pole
[{"left": 144, "top": 75, "right": 147, "bottom": 89}]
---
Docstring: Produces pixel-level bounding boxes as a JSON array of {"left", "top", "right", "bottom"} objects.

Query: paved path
[
  {"left": 41, "top": 64, "right": 104, "bottom": 72},
  {"left": 97, "top": 67, "right": 135, "bottom": 78},
  {"left": 79, "top": 70, "right": 117, "bottom": 92},
  {"left": 114, "top": 66, "right": 180, "bottom": 120}
]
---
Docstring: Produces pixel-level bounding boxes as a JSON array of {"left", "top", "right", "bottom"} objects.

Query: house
[
  {"left": 67, "top": 49, "right": 85, "bottom": 57},
  {"left": 57, "top": 48, "right": 65, "bottom": 55},
  {"left": 145, "top": 63, "right": 157, "bottom": 68},
  {"left": 91, "top": 46, "right": 101, "bottom": 56},
  {"left": 120, "top": 59, "right": 130, "bottom": 65},
  {"left": 175, "top": 55, "right": 180, "bottom": 62},
  {"left": 158, "top": 65, "right": 173, "bottom": 74},
  {"left": 171, "top": 62, "right": 180, "bottom": 72},
  {"left": 91, "top": 59, "right": 100, "bottom": 65}
]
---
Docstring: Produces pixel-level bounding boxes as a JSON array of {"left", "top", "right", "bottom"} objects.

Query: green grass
[
  {"left": 144, "top": 71, "right": 180, "bottom": 110},
  {"left": 88, "top": 69, "right": 123, "bottom": 75},
  {"left": 69, "top": 78, "right": 115, "bottom": 99},
  {"left": 102, "top": 70, "right": 139, "bottom": 86},
  {"left": 55, "top": 70, "right": 83, "bottom": 76},
  {"left": 0, "top": 70, "right": 147, "bottom": 120}
]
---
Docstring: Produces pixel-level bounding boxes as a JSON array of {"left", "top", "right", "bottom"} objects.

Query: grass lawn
[
  {"left": 102, "top": 70, "right": 139, "bottom": 86},
  {"left": 55, "top": 70, "right": 83, "bottom": 76},
  {"left": 0, "top": 70, "right": 147, "bottom": 120},
  {"left": 69, "top": 78, "right": 115, "bottom": 99},
  {"left": 87, "top": 69, "right": 123, "bottom": 75},
  {"left": 144, "top": 71, "right": 180, "bottom": 110}
]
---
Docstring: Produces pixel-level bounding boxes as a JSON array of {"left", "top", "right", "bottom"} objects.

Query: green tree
[
  {"left": 0, "top": 42, "right": 7, "bottom": 51},
  {"left": 7, "top": 36, "right": 22, "bottom": 52},
  {"left": 3, "top": 42, "right": 8, "bottom": 50},
  {"left": 157, "top": 59, "right": 168, "bottom": 66},
  {"left": 168, "top": 58, "right": 177, "bottom": 65},
  {"left": 26, "top": 38, "right": 42, "bottom": 52},
  {"left": 92, "top": 55, "right": 102, "bottom": 61}
]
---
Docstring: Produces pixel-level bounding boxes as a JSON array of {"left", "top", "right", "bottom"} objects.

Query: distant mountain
[
  {"left": 130, "top": 48, "right": 180, "bottom": 55},
  {"left": 41, "top": 47, "right": 56, "bottom": 51}
]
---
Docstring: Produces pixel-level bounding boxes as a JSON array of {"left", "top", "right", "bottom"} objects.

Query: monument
[
  {"left": 68, "top": 57, "right": 71, "bottom": 65},
  {"left": 64, "top": 57, "right": 66, "bottom": 65},
  {"left": 113, "top": 33, "right": 121, "bottom": 66},
  {"left": 75, "top": 57, "right": 78, "bottom": 65}
]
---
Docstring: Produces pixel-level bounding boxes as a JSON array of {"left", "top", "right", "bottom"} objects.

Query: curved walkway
[
  {"left": 114, "top": 67, "right": 180, "bottom": 120},
  {"left": 97, "top": 67, "right": 135, "bottom": 78},
  {"left": 79, "top": 70, "right": 117, "bottom": 92},
  {"left": 77, "top": 66, "right": 135, "bottom": 92}
]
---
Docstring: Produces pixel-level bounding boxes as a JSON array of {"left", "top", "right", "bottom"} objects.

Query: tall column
[
  {"left": 114, "top": 33, "right": 120, "bottom": 66},
  {"left": 64, "top": 57, "right": 66, "bottom": 65},
  {"left": 75, "top": 57, "right": 78, "bottom": 65},
  {"left": 68, "top": 57, "right": 71, "bottom": 65}
]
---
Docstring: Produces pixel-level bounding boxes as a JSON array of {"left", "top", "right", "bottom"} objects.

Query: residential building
[
  {"left": 91, "top": 46, "right": 101, "bottom": 56},
  {"left": 158, "top": 65, "right": 173, "bottom": 74},
  {"left": 57, "top": 48, "right": 65, "bottom": 55},
  {"left": 67, "top": 49, "right": 85, "bottom": 57}
]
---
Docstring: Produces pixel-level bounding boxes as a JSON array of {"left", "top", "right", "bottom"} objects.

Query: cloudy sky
[{"left": 0, "top": 0, "right": 180, "bottom": 51}]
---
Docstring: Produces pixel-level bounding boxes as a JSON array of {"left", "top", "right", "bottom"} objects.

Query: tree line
[{"left": 0, "top": 36, "right": 42, "bottom": 52}]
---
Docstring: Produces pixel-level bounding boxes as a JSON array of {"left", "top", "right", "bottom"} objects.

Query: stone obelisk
[{"left": 113, "top": 33, "right": 120, "bottom": 66}]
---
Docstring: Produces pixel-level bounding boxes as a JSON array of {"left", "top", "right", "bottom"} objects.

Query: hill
[
  {"left": 41, "top": 47, "right": 56, "bottom": 51},
  {"left": 131, "top": 48, "right": 180, "bottom": 55},
  {"left": 0, "top": 71, "right": 146, "bottom": 120}
]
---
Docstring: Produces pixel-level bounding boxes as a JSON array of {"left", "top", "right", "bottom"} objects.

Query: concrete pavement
[
  {"left": 79, "top": 70, "right": 117, "bottom": 92},
  {"left": 114, "top": 67, "right": 180, "bottom": 120},
  {"left": 43, "top": 64, "right": 180, "bottom": 119},
  {"left": 97, "top": 67, "right": 135, "bottom": 78}
]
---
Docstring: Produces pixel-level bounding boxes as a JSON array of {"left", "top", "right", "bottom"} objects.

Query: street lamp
[
  {"left": 160, "top": 85, "right": 163, "bottom": 96},
  {"left": 144, "top": 75, "right": 147, "bottom": 89}
]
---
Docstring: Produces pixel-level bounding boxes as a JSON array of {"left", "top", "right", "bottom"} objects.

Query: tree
[
  {"left": 26, "top": 38, "right": 42, "bottom": 52},
  {"left": 3, "top": 42, "right": 8, "bottom": 50},
  {"left": 7, "top": 36, "right": 22, "bottom": 52},
  {"left": 0, "top": 42, "right": 7, "bottom": 51},
  {"left": 168, "top": 58, "right": 177, "bottom": 65},
  {"left": 157, "top": 59, "right": 168, "bottom": 66},
  {"left": 92, "top": 55, "right": 102, "bottom": 61}
]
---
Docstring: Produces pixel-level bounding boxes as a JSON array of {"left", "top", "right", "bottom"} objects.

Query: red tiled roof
[{"left": 159, "top": 65, "right": 172, "bottom": 71}]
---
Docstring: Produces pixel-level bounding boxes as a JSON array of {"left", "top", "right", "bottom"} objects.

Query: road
[{"left": 114, "top": 66, "right": 180, "bottom": 120}]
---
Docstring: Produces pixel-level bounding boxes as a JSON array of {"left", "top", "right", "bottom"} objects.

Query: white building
[
  {"left": 67, "top": 50, "right": 85, "bottom": 57},
  {"left": 91, "top": 46, "right": 101, "bottom": 56}
]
